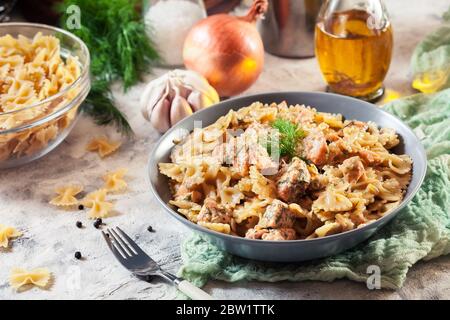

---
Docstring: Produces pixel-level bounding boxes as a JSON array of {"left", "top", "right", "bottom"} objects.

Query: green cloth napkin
[
  {"left": 411, "top": 8, "right": 450, "bottom": 93},
  {"left": 178, "top": 89, "right": 450, "bottom": 289}
]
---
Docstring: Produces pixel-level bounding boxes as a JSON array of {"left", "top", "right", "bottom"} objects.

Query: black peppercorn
[
  {"left": 78, "top": 204, "right": 84, "bottom": 210},
  {"left": 147, "top": 225, "right": 154, "bottom": 232},
  {"left": 74, "top": 251, "right": 82, "bottom": 260},
  {"left": 93, "top": 218, "right": 103, "bottom": 229},
  {"left": 76, "top": 221, "right": 83, "bottom": 228}
]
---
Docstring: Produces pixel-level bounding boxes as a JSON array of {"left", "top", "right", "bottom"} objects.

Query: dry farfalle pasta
[
  {"left": 81, "top": 189, "right": 114, "bottom": 218},
  {"left": 49, "top": 185, "right": 83, "bottom": 207},
  {"left": 48, "top": 168, "right": 129, "bottom": 218},
  {"left": 0, "top": 33, "right": 82, "bottom": 162},
  {"left": 9, "top": 267, "right": 51, "bottom": 290},
  {"left": 0, "top": 224, "right": 22, "bottom": 248},
  {"left": 86, "top": 137, "right": 121, "bottom": 158},
  {"left": 103, "top": 168, "right": 128, "bottom": 192}
]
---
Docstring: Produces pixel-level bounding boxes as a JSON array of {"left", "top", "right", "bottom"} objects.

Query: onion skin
[{"left": 183, "top": 3, "right": 266, "bottom": 97}]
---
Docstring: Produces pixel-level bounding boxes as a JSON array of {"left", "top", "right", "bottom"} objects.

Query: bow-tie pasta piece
[
  {"left": 312, "top": 187, "right": 353, "bottom": 214},
  {"left": 81, "top": 189, "right": 114, "bottom": 218},
  {"left": 49, "top": 185, "right": 83, "bottom": 207},
  {"left": 197, "top": 221, "right": 231, "bottom": 235},
  {"left": 103, "top": 168, "right": 128, "bottom": 192},
  {"left": 82, "top": 188, "right": 107, "bottom": 203},
  {"left": 87, "top": 201, "right": 114, "bottom": 219},
  {"left": 314, "top": 221, "right": 342, "bottom": 238},
  {"left": 86, "top": 137, "right": 121, "bottom": 158},
  {"left": 158, "top": 163, "right": 186, "bottom": 182},
  {"left": 9, "top": 267, "right": 51, "bottom": 290},
  {"left": 233, "top": 198, "right": 270, "bottom": 224},
  {"left": 0, "top": 224, "right": 22, "bottom": 248},
  {"left": 249, "top": 166, "right": 277, "bottom": 199}
]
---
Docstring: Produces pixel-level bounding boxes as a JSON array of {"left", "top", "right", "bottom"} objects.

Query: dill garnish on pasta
[
  {"left": 159, "top": 101, "right": 412, "bottom": 240},
  {"left": 270, "top": 118, "right": 306, "bottom": 158}
]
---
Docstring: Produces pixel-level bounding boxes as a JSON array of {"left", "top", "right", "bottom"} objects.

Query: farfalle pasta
[
  {"left": 0, "top": 224, "right": 22, "bottom": 248},
  {"left": 9, "top": 267, "right": 51, "bottom": 290},
  {"left": 159, "top": 102, "right": 412, "bottom": 240},
  {"left": 0, "top": 33, "right": 82, "bottom": 162},
  {"left": 103, "top": 168, "right": 128, "bottom": 192},
  {"left": 86, "top": 137, "right": 121, "bottom": 158},
  {"left": 81, "top": 189, "right": 114, "bottom": 218},
  {"left": 198, "top": 221, "right": 231, "bottom": 234},
  {"left": 49, "top": 185, "right": 83, "bottom": 206}
]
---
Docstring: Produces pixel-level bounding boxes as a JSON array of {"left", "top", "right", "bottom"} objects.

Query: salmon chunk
[
  {"left": 245, "top": 227, "right": 297, "bottom": 240},
  {"left": 261, "top": 228, "right": 297, "bottom": 240},
  {"left": 212, "top": 136, "right": 250, "bottom": 176},
  {"left": 358, "top": 149, "right": 382, "bottom": 165},
  {"left": 259, "top": 200, "right": 295, "bottom": 229},
  {"left": 197, "top": 198, "right": 231, "bottom": 224},
  {"left": 276, "top": 157, "right": 311, "bottom": 203},
  {"left": 339, "top": 156, "right": 366, "bottom": 183},
  {"left": 245, "top": 228, "right": 269, "bottom": 239},
  {"left": 303, "top": 130, "right": 328, "bottom": 165},
  {"left": 211, "top": 124, "right": 279, "bottom": 176}
]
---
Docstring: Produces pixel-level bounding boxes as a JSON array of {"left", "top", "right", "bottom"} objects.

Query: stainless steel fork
[{"left": 102, "top": 227, "right": 213, "bottom": 300}]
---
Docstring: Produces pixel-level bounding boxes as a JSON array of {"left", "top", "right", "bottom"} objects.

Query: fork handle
[{"left": 177, "top": 280, "right": 214, "bottom": 300}]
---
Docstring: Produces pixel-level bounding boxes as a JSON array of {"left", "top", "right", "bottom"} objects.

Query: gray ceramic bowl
[{"left": 148, "top": 91, "right": 427, "bottom": 262}]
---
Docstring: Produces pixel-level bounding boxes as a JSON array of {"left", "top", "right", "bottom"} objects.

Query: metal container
[{"left": 259, "top": 0, "right": 324, "bottom": 58}]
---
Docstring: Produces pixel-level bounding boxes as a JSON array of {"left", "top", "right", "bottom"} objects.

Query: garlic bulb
[{"left": 140, "top": 69, "right": 220, "bottom": 133}]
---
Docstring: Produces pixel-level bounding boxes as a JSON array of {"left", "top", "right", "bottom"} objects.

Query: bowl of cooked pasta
[
  {"left": 148, "top": 91, "right": 427, "bottom": 262},
  {"left": 0, "top": 23, "right": 90, "bottom": 168}
]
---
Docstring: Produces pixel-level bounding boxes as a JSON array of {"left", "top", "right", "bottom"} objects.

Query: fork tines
[{"left": 102, "top": 227, "right": 145, "bottom": 259}]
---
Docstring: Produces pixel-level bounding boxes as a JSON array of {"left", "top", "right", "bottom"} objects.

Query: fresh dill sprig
[
  {"left": 58, "top": 0, "right": 160, "bottom": 135},
  {"left": 84, "top": 80, "right": 132, "bottom": 136},
  {"left": 269, "top": 119, "right": 305, "bottom": 158}
]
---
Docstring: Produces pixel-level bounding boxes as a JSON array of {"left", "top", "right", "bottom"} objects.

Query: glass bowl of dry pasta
[
  {"left": 149, "top": 91, "right": 427, "bottom": 262},
  {"left": 0, "top": 23, "right": 90, "bottom": 168}
]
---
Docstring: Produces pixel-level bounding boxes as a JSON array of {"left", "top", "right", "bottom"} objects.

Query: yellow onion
[{"left": 183, "top": 0, "right": 268, "bottom": 97}]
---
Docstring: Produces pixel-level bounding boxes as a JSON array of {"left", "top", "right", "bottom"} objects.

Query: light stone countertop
[{"left": 1, "top": 0, "right": 450, "bottom": 300}]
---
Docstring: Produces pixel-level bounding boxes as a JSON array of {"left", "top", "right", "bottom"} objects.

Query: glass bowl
[{"left": 0, "top": 22, "right": 90, "bottom": 168}]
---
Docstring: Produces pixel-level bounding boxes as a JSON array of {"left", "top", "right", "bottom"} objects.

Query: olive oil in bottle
[{"left": 315, "top": 9, "right": 393, "bottom": 101}]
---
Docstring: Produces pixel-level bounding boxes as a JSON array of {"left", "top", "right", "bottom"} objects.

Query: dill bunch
[
  {"left": 84, "top": 80, "right": 132, "bottom": 135},
  {"left": 269, "top": 119, "right": 306, "bottom": 158},
  {"left": 58, "top": 0, "right": 160, "bottom": 135}
]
